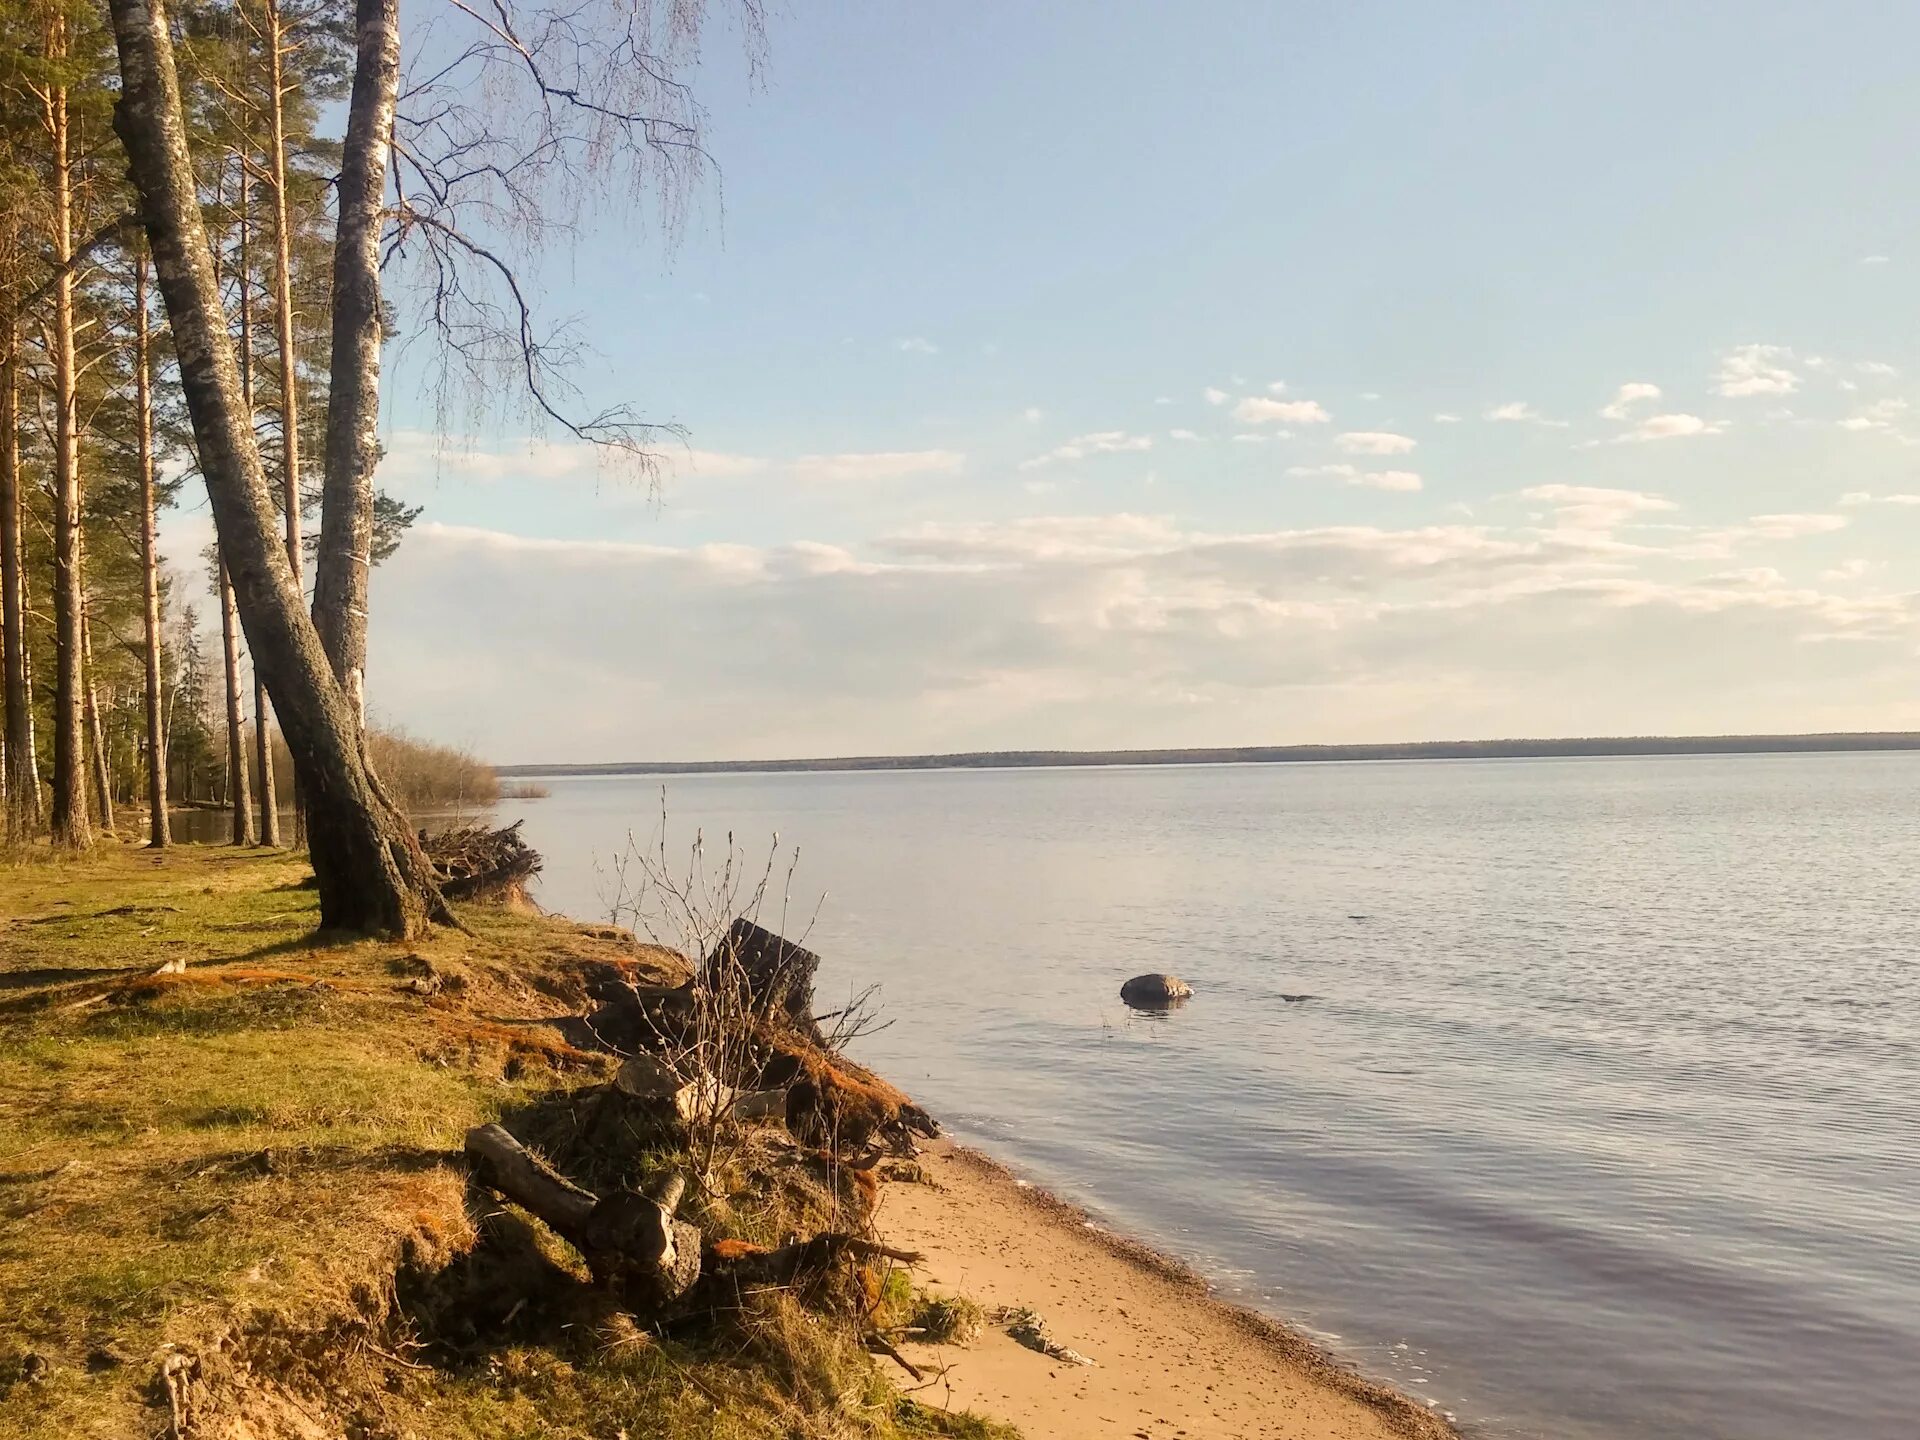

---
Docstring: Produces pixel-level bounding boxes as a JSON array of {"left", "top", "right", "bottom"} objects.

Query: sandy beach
[{"left": 880, "top": 1141, "right": 1456, "bottom": 1440}]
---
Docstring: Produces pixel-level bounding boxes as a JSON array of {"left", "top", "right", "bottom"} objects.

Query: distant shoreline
[{"left": 498, "top": 730, "right": 1920, "bottom": 777}]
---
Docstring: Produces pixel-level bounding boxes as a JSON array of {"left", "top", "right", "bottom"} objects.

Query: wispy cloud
[
  {"left": 1519, "top": 484, "right": 1678, "bottom": 531},
  {"left": 1019, "top": 431, "right": 1154, "bottom": 470},
  {"left": 1484, "top": 401, "right": 1566, "bottom": 427},
  {"left": 1335, "top": 431, "right": 1417, "bottom": 455},
  {"left": 1599, "top": 382, "right": 1662, "bottom": 421},
  {"left": 1618, "top": 413, "right": 1721, "bottom": 443},
  {"left": 790, "top": 450, "right": 966, "bottom": 483},
  {"left": 1287, "top": 463, "right": 1421, "bottom": 492},
  {"left": 1233, "top": 395, "right": 1331, "bottom": 425},
  {"left": 1203, "top": 387, "right": 1230, "bottom": 406},
  {"left": 1715, "top": 344, "right": 1798, "bottom": 397},
  {"left": 895, "top": 337, "right": 940, "bottom": 355}
]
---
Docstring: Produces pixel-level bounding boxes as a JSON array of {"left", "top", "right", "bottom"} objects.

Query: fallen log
[
  {"left": 696, "top": 1230, "right": 924, "bottom": 1312},
  {"left": 611, "top": 1052, "right": 789, "bottom": 1128},
  {"left": 463, "top": 1123, "right": 699, "bottom": 1308}
]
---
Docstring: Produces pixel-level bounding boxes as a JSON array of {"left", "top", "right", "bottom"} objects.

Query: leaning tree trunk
[
  {"left": 312, "top": 0, "right": 397, "bottom": 735},
  {"left": 134, "top": 255, "right": 168, "bottom": 847},
  {"left": 107, "top": 0, "right": 451, "bottom": 936},
  {"left": 1, "top": 339, "right": 37, "bottom": 839},
  {"left": 217, "top": 559, "right": 254, "bottom": 845},
  {"left": 47, "top": 73, "right": 90, "bottom": 850}
]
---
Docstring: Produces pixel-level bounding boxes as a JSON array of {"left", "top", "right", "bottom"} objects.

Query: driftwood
[
  {"left": 464, "top": 1123, "right": 699, "bottom": 1308},
  {"left": 697, "top": 1231, "right": 924, "bottom": 1311},
  {"left": 612, "top": 1052, "right": 788, "bottom": 1128},
  {"left": 423, "top": 821, "right": 542, "bottom": 902}
]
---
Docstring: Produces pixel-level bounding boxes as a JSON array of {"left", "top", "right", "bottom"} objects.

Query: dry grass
[{"left": 0, "top": 842, "right": 1014, "bottom": 1440}]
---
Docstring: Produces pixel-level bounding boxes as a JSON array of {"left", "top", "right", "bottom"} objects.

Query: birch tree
[{"left": 108, "top": 0, "right": 449, "bottom": 933}]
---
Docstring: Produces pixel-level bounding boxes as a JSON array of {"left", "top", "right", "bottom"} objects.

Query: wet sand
[{"left": 880, "top": 1141, "right": 1457, "bottom": 1440}]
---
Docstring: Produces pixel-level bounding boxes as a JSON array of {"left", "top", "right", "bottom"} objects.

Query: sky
[{"left": 172, "top": 3, "right": 1920, "bottom": 763}]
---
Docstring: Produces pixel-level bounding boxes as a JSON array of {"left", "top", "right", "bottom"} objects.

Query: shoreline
[{"left": 881, "top": 1138, "right": 1458, "bottom": 1440}]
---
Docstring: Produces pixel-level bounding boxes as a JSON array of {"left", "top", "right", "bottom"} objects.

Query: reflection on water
[{"left": 430, "top": 756, "right": 1920, "bottom": 1438}]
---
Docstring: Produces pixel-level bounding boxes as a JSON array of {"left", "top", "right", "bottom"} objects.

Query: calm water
[{"left": 495, "top": 754, "right": 1918, "bottom": 1440}]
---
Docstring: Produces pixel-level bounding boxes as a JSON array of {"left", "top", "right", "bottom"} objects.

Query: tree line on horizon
[{"left": 1, "top": 0, "right": 757, "bottom": 933}]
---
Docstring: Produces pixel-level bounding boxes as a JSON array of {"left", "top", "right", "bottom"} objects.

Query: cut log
[
  {"left": 463, "top": 1123, "right": 700, "bottom": 1307},
  {"left": 612, "top": 1053, "right": 790, "bottom": 1127}
]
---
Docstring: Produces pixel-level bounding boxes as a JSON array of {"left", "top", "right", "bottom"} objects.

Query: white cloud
[
  {"left": 895, "top": 337, "right": 939, "bottom": 355},
  {"left": 1267, "top": 380, "right": 1289, "bottom": 394},
  {"left": 1600, "top": 382, "right": 1662, "bottom": 421},
  {"left": 1519, "top": 484, "right": 1678, "bottom": 531},
  {"left": 371, "top": 512, "right": 1920, "bottom": 762},
  {"left": 1203, "top": 387, "right": 1230, "bottom": 406},
  {"left": 1618, "top": 412, "right": 1722, "bottom": 443},
  {"left": 790, "top": 450, "right": 966, "bottom": 484},
  {"left": 1432, "top": 413, "right": 1462, "bottom": 424},
  {"left": 1841, "top": 492, "right": 1920, "bottom": 507},
  {"left": 1355, "top": 470, "right": 1423, "bottom": 492},
  {"left": 1233, "top": 396, "right": 1331, "bottom": 425},
  {"left": 1836, "top": 398, "right": 1909, "bottom": 434},
  {"left": 1287, "top": 463, "right": 1420, "bottom": 492},
  {"left": 1336, "top": 430, "right": 1417, "bottom": 455},
  {"left": 1232, "top": 433, "right": 1270, "bottom": 444},
  {"left": 1859, "top": 254, "right": 1891, "bottom": 266},
  {"left": 1023, "top": 407, "right": 1044, "bottom": 423},
  {"left": 1019, "top": 431, "right": 1154, "bottom": 470},
  {"left": 1824, "top": 559, "right": 1882, "bottom": 580},
  {"left": 1715, "top": 344, "right": 1798, "bottom": 397},
  {"left": 1857, "top": 361, "right": 1899, "bottom": 377},
  {"left": 1485, "top": 401, "right": 1565, "bottom": 426},
  {"left": 1729, "top": 513, "right": 1848, "bottom": 540},
  {"left": 1168, "top": 428, "right": 1200, "bottom": 441}
]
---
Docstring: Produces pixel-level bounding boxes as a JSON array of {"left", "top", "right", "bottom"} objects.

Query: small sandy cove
[{"left": 880, "top": 1141, "right": 1455, "bottom": 1440}]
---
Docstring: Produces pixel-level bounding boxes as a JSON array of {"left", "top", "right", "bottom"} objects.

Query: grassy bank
[{"left": 0, "top": 845, "right": 1008, "bottom": 1440}]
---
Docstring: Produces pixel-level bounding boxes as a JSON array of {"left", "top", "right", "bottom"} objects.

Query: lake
[{"left": 494, "top": 753, "right": 1919, "bottom": 1440}]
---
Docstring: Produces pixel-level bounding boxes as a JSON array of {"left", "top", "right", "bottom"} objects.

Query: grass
[{"left": 0, "top": 841, "right": 1014, "bottom": 1440}]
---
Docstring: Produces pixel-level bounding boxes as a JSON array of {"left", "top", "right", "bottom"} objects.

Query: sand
[{"left": 879, "top": 1141, "right": 1456, "bottom": 1440}]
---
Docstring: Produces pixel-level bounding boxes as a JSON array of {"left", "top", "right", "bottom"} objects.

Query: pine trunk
[
  {"left": 1, "top": 340, "right": 36, "bottom": 839},
  {"left": 265, "top": 0, "right": 306, "bottom": 846},
  {"left": 312, "top": 0, "right": 396, "bottom": 733},
  {"left": 108, "top": 0, "right": 449, "bottom": 936},
  {"left": 236, "top": 172, "right": 279, "bottom": 848},
  {"left": 82, "top": 610, "right": 114, "bottom": 832},
  {"left": 135, "top": 257, "right": 169, "bottom": 847},
  {"left": 47, "top": 69, "right": 90, "bottom": 850}
]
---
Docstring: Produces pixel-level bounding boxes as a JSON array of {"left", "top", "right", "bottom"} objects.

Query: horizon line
[{"left": 495, "top": 729, "right": 1920, "bottom": 778}]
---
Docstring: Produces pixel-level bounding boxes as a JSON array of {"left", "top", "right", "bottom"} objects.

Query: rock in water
[{"left": 1119, "top": 973, "right": 1194, "bottom": 1008}]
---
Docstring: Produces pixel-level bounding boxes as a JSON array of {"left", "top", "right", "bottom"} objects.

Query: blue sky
[{"left": 273, "top": 2, "right": 1920, "bottom": 762}]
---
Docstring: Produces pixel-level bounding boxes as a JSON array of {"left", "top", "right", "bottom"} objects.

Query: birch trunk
[
  {"left": 312, "top": 0, "right": 397, "bottom": 733},
  {"left": 218, "top": 558, "right": 254, "bottom": 844},
  {"left": 107, "top": 0, "right": 450, "bottom": 936},
  {"left": 135, "top": 256, "right": 169, "bottom": 847}
]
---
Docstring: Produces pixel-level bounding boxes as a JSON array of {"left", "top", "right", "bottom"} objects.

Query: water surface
[{"left": 499, "top": 754, "right": 1920, "bottom": 1440}]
